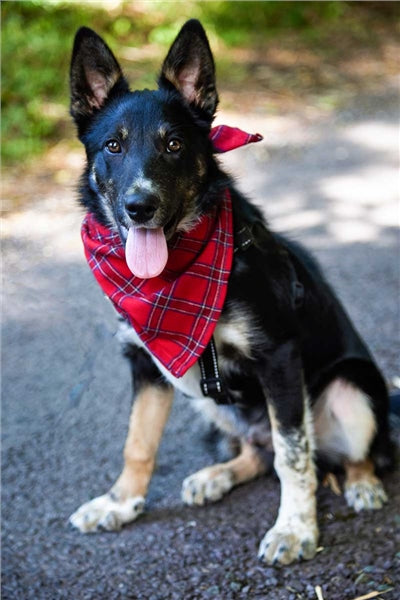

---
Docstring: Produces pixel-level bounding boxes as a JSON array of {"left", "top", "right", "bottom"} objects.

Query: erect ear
[
  {"left": 70, "top": 27, "right": 129, "bottom": 132},
  {"left": 159, "top": 19, "right": 218, "bottom": 120}
]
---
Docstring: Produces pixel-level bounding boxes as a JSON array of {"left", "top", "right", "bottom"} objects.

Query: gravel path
[{"left": 2, "top": 86, "right": 399, "bottom": 600}]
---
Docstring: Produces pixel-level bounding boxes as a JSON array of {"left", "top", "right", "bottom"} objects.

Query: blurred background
[{"left": 1, "top": 0, "right": 399, "bottom": 209}]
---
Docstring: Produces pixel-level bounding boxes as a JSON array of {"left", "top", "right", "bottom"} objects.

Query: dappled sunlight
[
  {"left": 2, "top": 195, "right": 84, "bottom": 263},
  {"left": 221, "top": 103, "right": 399, "bottom": 248},
  {"left": 270, "top": 209, "right": 325, "bottom": 234},
  {"left": 341, "top": 119, "right": 400, "bottom": 154},
  {"left": 320, "top": 166, "right": 398, "bottom": 208},
  {"left": 327, "top": 219, "right": 381, "bottom": 244},
  {"left": 318, "top": 164, "right": 398, "bottom": 243}
]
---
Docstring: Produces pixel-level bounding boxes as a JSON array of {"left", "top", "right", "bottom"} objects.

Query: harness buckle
[
  {"left": 234, "top": 225, "right": 254, "bottom": 253},
  {"left": 200, "top": 376, "right": 229, "bottom": 400}
]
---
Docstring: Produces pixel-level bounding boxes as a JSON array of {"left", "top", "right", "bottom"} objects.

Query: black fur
[{"left": 70, "top": 20, "right": 393, "bottom": 543}]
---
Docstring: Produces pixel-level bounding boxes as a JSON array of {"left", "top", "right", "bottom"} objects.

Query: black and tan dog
[{"left": 68, "top": 20, "right": 392, "bottom": 565}]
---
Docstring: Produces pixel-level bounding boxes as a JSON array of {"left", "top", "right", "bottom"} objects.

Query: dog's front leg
[
  {"left": 69, "top": 383, "right": 173, "bottom": 533},
  {"left": 257, "top": 341, "right": 318, "bottom": 565}
]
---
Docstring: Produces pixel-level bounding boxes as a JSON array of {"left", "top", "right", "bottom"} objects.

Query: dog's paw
[
  {"left": 181, "top": 467, "right": 234, "bottom": 506},
  {"left": 345, "top": 479, "right": 388, "bottom": 512},
  {"left": 258, "top": 523, "right": 318, "bottom": 565},
  {"left": 68, "top": 493, "right": 145, "bottom": 533}
]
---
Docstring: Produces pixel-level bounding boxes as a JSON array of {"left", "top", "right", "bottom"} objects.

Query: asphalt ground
[{"left": 2, "top": 85, "right": 400, "bottom": 600}]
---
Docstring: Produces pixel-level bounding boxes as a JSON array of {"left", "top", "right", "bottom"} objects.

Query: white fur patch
[
  {"left": 344, "top": 479, "right": 388, "bottom": 512},
  {"left": 314, "top": 378, "right": 376, "bottom": 462},
  {"left": 69, "top": 493, "right": 145, "bottom": 533},
  {"left": 214, "top": 304, "right": 268, "bottom": 364},
  {"left": 259, "top": 400, "right": 318, "bottom": 564},
  {"left": 191, "top": 397, "right": 245, "bottom": 438},
  {"left": 258, "top": 516, "right": 318, "bottom": 565},
  {"left": 176, "top": 212, "right": 202, "bottom": 235},
  {"left": 214, "top": 313, "right": 252, "bottom": 358},
  {"left": 117, "top": 319, "right": 204, "bottom": 398}
]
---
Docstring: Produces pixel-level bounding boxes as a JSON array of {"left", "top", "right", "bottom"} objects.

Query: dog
[{"left": 68, "top": 19, "right": 392, "bottom": 565}]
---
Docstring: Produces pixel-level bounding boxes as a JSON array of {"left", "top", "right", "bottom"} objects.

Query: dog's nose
[{"left": 125, "top": 194, "right": 159, "bottom": 224}]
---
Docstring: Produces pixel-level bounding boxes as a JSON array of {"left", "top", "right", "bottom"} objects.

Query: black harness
[{"left": 198, "top": 221, "right": 304, "bottom": 405}]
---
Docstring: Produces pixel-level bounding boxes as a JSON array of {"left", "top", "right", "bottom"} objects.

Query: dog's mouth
[
  {"left": 117, "top": 209, "right": 184, "bottom": 279},
  {"left": 119, "top": 225, "right": 168, "bottom": 279}
]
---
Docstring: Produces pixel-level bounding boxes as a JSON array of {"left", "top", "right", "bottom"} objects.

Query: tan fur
[
  {"left": 202, "top": 441, "right": 267, "bottom": 484},
  {"left": 111, "top": 386, "right": 174, "bottom": 501},
  {"left": 119, "top": 126, "right": 129, "bottom": 140},
  {"left": 182, "top": 440, "right": 266, "bottom": 506},
  {"left": 163, "top": 64, "right": 199, "bottom": 104},
  {"left": 345, "top": 458, "right": 377, "bottom": 486},
  {"left": 69, "top": 385, "right": 174, "bottom": 532}
]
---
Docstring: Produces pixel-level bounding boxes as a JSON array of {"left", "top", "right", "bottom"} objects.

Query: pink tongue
[{"left": 125, "top": 227, "right": 168, "bottom": 279}]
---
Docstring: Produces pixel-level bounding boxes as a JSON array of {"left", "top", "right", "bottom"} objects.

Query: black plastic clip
[{"left": 234, "top": 225, "right": 254, "bottom": 253}]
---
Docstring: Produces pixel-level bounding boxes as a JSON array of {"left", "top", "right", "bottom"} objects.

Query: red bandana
[{"left": 81, "top": 125, "right": 262, "bottom": 377}]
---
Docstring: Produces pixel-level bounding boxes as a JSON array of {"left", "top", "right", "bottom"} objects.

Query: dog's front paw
[
  {"left": 258, "top": 522, "right": 318, "bottom": 565},
  {"left": 69, "top": 493, "right": 145, "bottom": 533},
  {"left": 182, "top": 467, "right": 234, "bottom": 506},
  {"left": 345, "top": 479, "right": 388, "bottom": 512}
]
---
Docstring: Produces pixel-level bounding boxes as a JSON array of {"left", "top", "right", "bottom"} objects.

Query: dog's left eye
[
  {"left": 167, "top": 139, "right": 182, "bottom": 153},
  {"left": 105, "top": 139, "right": 122, "bottom": 154}
]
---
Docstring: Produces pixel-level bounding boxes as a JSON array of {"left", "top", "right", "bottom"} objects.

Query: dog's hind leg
[
  {"left": 314, "top": 377, "right": 388, "bottom": 511},
  {"left": 69, "top": 384, "right": 173, "bottom": 533},
  {"left": 181, "top": 440, "right": 267, "bottom": 506}
]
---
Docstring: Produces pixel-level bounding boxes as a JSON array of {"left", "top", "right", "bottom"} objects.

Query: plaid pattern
[
  {"left": 82, "top": 192, "right": 233, "bottom": 377},
  {"left": 81, "top": 125, "right": 262, "bottom": 378}
]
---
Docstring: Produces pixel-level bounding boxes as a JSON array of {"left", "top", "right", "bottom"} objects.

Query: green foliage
[
  {"left": 143, "top": 1, "right": 348, "bottom": 45},
  {"left": 1, "top": 1, "right": 396, "bottom": 167},
  {"left": 196, "top": 0, "right": 346, "bottom": 43},
  {"left": 2, "top": 2, "right": 100, "bottom": 163}
]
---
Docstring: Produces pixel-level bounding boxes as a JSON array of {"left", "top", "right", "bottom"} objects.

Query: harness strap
[
  {"left": 199, "top": 221, "right": 255, "bottom": 405},
  {"left": 198, "top": 221, "right": 305, "bottom": 404}
]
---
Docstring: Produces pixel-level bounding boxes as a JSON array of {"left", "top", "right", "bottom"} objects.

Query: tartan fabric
[
  {"left": 82, "top": 192, "right": 233, "bottom": 377},
  {"left": 81, "top": 125, "right": 262, "bottom": 378}
]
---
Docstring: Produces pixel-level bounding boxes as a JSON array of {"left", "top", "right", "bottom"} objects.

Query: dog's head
[{"left": 70, "top": 20, "right": 228, "bottom": 278}]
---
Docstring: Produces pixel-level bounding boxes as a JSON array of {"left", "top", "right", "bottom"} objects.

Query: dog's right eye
[{"left": 105, "top": 139, "right": 122, "bottom": 154}]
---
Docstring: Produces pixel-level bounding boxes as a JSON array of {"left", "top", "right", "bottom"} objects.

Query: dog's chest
[{"left": 117, "top": 311, "right": 255, "bottom": 399}]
